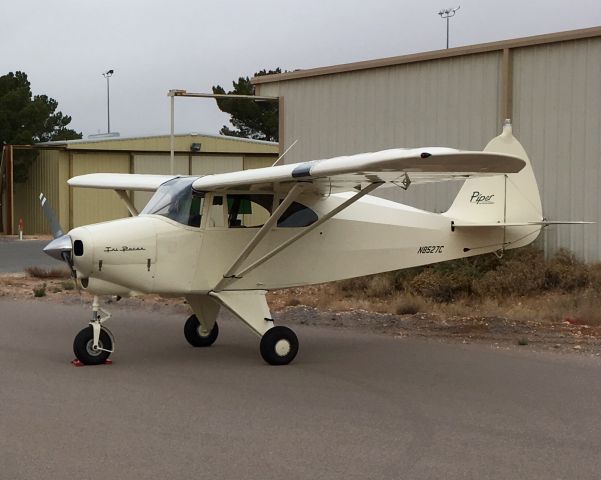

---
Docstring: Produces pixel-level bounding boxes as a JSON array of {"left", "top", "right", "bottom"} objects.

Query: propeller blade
[{"left": 39, "top": 193, "right": 64, "bottom": 239}]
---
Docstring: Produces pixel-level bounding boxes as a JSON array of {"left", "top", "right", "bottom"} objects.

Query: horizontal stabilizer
[{"left": 452, "top": 220, "right": 594, "bottom": 228}]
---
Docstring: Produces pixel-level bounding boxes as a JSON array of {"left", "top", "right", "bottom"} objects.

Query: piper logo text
[{"left": 470, "top": 191, "right": 495, "bottom": 204}]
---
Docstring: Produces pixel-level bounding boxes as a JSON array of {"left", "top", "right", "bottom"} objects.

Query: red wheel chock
[{"left": 70, "top": 359, "right": 113, "bottom": 367}]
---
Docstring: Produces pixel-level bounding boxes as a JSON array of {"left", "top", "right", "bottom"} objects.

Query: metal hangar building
[
  {"left": 2, "top": 133, "right": 277, "bottom": 235},
  {"left": 254, "top": 27, "right": 601, "bottom": 262}
]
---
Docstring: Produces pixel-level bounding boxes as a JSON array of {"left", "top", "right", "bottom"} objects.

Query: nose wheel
[{"left": 73, "top": 326, "right": 113, "bottom": 365}]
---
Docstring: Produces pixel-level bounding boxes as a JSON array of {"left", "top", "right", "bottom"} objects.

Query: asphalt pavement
[
  {"left": 0, "top": 239, "right": 59, "bottom": 273},
  {"left": 0, "top": 299, "right": 600, "bottom": 479}
]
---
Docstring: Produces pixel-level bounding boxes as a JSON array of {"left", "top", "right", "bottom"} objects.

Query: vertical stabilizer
[{"left": 444, "top": 121, "right": 543, "bottom": 249}]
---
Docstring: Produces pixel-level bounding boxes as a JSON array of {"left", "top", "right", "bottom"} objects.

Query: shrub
[
  {"left": 587, "top": 263, "right": 601, "bottom": 291},
  {"left": 334, "top": 247, "right": 601, "bottom": 304},
  {"left": 393, "top": 294, "right": 425, "bottom": 315},
  {"left": 25, "top": 266, "right": 70, "bottom": 279},
  {"left": 409, "top": 269, "right": 462, "bottom": 302},
  {"left": 61, "top": 281, "right": 75, "bottom": 291},
  {"left": 544, "top": 249, "right": 588, "bottom": 291},
  {"left": 33, "top": 286, "right": 46, "bottom": 297},
  {"left": 365, "top": 272, "right": 397, "bottom": 298},
  {"left": 473, "top": 249, "right": 546, "bottom": 298}
]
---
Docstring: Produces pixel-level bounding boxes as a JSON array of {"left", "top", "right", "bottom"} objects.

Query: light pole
[
  {"left": 102, "top": 69, "right": 114, "bottom": 133},
  {"left": 437, "top": 6, "right": 460, "bottom": 49}
]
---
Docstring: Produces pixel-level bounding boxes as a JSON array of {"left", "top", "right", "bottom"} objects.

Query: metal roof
[
  {"left": 252, "top": 26, "right": 601, "bottom": 85},
  {"left": 38, "top": 132, "right": 277, "bottom": 147}
]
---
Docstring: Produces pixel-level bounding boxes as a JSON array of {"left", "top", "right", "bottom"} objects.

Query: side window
[
  {"left": 208, "top": 195, "right": 225, "bottom": 228},
  {"left": 277, "top": 201, "right": 318, "bottom": 228},
  {"left": 227, "top": 194, "right": 273, "bottom": 228},
  {"left": 187, "top": 194, "right": 204, "bottom": 228}
]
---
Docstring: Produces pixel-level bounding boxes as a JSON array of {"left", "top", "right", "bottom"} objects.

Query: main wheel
[
  {"left": 260, "top": 326, "right": 299, "bottom": 365},
  {"left": 184, "top": 314, "right": 219, "bottom": 347},
  {"left": 73, "top": 326, "right": 113, "bottom": 365}
]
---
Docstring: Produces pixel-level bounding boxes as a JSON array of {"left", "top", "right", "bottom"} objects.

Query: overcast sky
[{"left": 1, "top": 0, "right": 599, "bottom": 139}]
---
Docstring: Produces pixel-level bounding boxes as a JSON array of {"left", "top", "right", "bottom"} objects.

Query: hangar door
[{"left": 71, "top": 153, "right": 130, "bottom": 228}]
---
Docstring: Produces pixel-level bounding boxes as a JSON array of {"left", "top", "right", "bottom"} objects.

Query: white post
[{"left": 170, "top": 94, "right": 175, "bottom": 175}]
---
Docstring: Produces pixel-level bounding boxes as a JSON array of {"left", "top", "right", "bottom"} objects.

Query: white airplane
[{"left": 39, "top": 123, "right": 572, "bottom": 366}]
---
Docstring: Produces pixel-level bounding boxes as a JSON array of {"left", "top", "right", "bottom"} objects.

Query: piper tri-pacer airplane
[{"left": 40, "top": 123, "right": 571, "bottom": 365}]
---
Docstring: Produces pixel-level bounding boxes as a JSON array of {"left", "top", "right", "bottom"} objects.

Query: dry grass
[
  {"left": 25, "top": 266, "right": 71, "bottom": 279},
  {"left": 269, "top": 247, "right": 601, "bottom": 328},
  {"left": 392, "top": 293, "right": 427, "bottom": 315}
]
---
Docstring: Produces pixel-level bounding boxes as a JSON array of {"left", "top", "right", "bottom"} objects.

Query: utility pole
[
  {"left": 437, "top": 6, "right": 460, "bottom": 49},
  {"left": 102, "top": 69, "right": 114, "bottom": 133}
]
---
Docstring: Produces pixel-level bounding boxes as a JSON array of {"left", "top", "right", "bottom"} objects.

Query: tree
[
  {"left": 212, "top": 68, "right": 282, "bottom": 142},
  {"left": 0, "top": 71, "right": 82, "bottom": 183}
]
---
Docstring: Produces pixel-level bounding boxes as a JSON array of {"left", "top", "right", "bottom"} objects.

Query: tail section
[{"left": 444, "top": 121, "right": 543, "bottom": 249}]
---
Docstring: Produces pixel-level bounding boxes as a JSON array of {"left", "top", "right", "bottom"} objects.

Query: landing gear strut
[
  {"left": 73, "top": 296, "right": 114, "bottom": 365},
  {"left": 205, "top": 291, "right": 300, "bottom": 366}
]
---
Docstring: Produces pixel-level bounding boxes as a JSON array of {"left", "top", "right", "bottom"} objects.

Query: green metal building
[{"left": 2, "top": 133, "right": 277, "bottom": 235}]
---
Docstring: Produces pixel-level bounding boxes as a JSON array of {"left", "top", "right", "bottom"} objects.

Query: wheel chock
[{"left": 70, "top": 359, "right": 113, "bottom": 367}]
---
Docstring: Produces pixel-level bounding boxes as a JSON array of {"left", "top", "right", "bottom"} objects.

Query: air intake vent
[{"left": 74, "top": 240, "right": 84, "bottom": 256}]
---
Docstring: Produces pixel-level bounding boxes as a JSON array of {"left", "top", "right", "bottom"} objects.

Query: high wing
[
  {"left": 67, "top": 173, "right": 177, "bottom": 191},
  {"left": 192, "top": 147, "right": 526, "bottom": 194},
  {"left": 67, "top": 173, "right": 179, "bottom": 216}
]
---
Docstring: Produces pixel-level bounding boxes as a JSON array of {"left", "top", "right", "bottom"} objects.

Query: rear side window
[
  {"left": 227, "top": 194, "right": 273, "bottom": 228},
  {"left": 277, "top": 201, "right": 318, "bottom": 228}
]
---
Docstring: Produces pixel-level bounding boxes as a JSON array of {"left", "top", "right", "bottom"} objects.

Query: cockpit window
[{"left": 141, "top": 177, "right": 204, "bottom": 227}]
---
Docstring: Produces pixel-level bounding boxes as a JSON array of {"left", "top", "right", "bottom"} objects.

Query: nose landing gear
[{"left": 72, "top": 296, "right": 115, "bottom": 365}]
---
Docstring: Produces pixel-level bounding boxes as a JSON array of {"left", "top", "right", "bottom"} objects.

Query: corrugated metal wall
[
  {"left": 12, "top": 149, "right": 61, "bottom": 234},
  {"left": 513, "top": 38, "right": 601, "bottom": 262},
  {"left": 190, "top": 155, "right": 243, "bottom": 175},
  {"left": 71, "top": 152, "right": 130, "bottom": 227},
  {"left": 261, "top": 52, "right": 502, "bottom": 213},
  {"left": 12, "top": 136, "right": 277, "bottom": 234},
  {"left": 243, "top": 156, "right": 276, "bottom": 170},
  {"left": 259, "top": 38, "right": 601, "bottom": 261}
]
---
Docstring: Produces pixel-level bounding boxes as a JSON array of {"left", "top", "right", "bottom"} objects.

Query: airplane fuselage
[{"left": 68, "top": 191, "right": 529, "bottom": 296}]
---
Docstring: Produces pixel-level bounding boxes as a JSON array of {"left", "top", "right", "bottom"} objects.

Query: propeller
[
  {"left": 39, "top": 193, "right": 64, "bottom": 238},
  {"left": 39, "top": 193, "right": 76, "bottom": 277}
]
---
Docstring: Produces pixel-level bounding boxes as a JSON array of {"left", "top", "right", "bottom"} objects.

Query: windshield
[{"left": 141, "top": 177, "right": 204, "bottom": 227}]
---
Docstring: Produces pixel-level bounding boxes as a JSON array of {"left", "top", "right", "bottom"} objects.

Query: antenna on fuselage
[{"left": 272, "top": 139, "right": 299, "bottom": 167}]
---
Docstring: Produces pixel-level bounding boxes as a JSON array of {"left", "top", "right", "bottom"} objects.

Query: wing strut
[
  {"left": 114, "top": 189, "right": 139, "bottom": 216},
  {"left": 214, "top": 181, "right": 384, "bottom": 291},
  {"left": 214, "top": 183, "right": 306, "bottom": 291}
]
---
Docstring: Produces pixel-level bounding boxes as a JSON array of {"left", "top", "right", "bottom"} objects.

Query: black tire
[
  {"left": 184, "top": 315, "right": 219, "bottom": 347},
  {"left": 73, "top": 326, "right": 113, "bottom": 365},
  {"left": 260, "top": 326, "right": 299, "bottom": 365}
]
